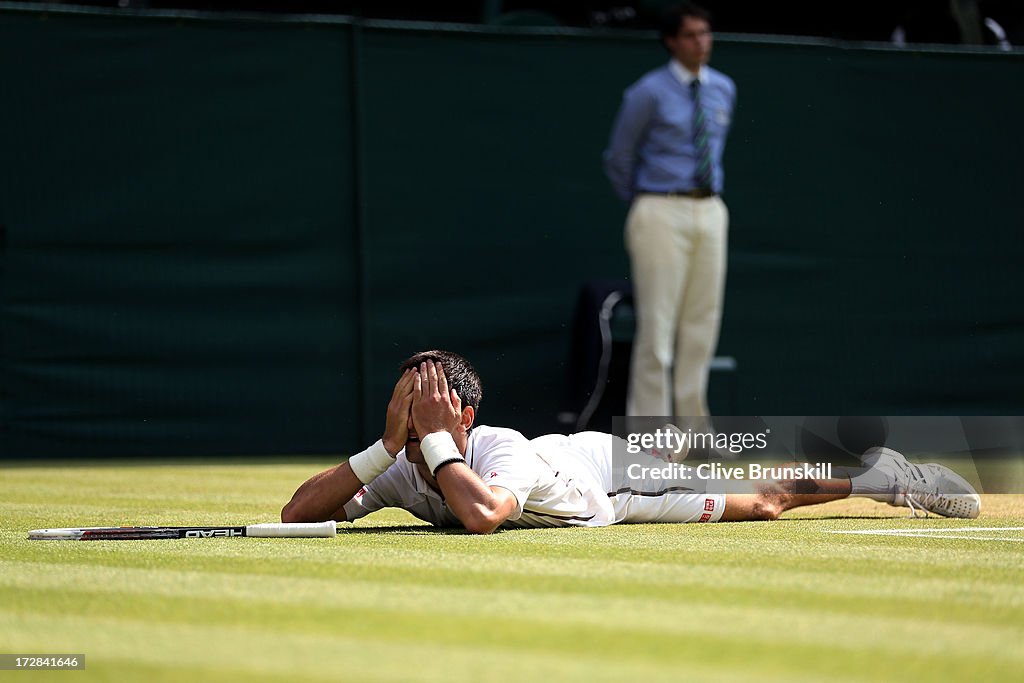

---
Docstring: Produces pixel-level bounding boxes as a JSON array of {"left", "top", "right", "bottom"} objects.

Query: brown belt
[{"left": 639, "top": 189, "right": 717, "bottom": 199}]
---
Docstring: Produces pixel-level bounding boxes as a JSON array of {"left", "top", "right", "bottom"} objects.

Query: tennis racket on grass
[{"left": 27, "top": 521, "right": 337, "bottom": 540}]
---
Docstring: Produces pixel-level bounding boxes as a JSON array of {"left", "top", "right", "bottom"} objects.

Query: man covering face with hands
[
  {"left": 282, "top": 350, "right": 535, "bottom": 535},
  {"left": 281, "top": 351, "right": 981, "bottom": 534}
]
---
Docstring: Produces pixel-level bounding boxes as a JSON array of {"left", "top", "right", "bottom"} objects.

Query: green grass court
[{"left": 2, "top": 460, "right": 1023, "bottom": 682}]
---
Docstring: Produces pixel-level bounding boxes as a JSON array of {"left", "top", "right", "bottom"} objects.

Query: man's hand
[
  {"left": 412, "top": 361, "right": 462, "bottom": 436},
  {"left": 382, "top": 368, "right": 416, "bottom": 456}
]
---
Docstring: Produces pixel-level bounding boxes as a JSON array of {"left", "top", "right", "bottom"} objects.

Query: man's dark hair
[
  {"left": 400, "top": 350, "right": 483, "bottom": 412},
  {"left": 659, "top": 3, "right": 712, "bottom": 42}
]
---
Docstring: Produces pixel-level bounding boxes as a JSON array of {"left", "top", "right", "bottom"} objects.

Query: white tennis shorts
[{"left": 532, "top": 431, "right": 727, "bottom": 525}]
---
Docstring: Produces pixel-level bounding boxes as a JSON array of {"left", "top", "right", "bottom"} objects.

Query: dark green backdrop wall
[{"left": 1, "top": 6, "right": 1021, "bottom": 458}]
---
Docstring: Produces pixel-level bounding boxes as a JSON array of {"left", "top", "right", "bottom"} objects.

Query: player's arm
[
  {"left": 281, "top": 369, "right": 417, "bottom": 523},
  {"left": 434, "top": 459, "right": 519, "bottom": 535},
  {"left": 281, "top": 459, "right": 369, "bottom": 523},
  {"left": 413, "top": 361, "right": 517, "bottom": 534}
]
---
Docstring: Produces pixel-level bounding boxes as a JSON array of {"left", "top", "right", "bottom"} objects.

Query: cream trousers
[{"left": 625, "top": 194, "right": 728, "bottom": 417}]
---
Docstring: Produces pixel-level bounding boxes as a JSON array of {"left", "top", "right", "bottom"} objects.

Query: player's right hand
[{"left": 382, "top": 368, "right": 416, "bottom": 456}]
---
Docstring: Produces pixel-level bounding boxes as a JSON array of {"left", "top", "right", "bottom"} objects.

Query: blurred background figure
[{"left": 603, "top": 3, "right": 736, "bottom": 418}]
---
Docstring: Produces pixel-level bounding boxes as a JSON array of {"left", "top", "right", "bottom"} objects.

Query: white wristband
[
  {"left": 347, "top": 439, "right": 395, "bottom": 484},
  {"left": 420, "top": 432, "right": 465, "bottom": 476}
]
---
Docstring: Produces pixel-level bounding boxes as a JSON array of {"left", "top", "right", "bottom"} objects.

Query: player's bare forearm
[
  {"left": 280, "top": 461, "right": 361, "bottom": 523},
  {"left": 434, "top": 462, "right": 518, "bottom": 534}
]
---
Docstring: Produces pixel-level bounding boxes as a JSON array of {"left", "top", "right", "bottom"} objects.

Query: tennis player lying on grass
[{"left": 282, "top": 350, "right": 980, "bottom": 534}]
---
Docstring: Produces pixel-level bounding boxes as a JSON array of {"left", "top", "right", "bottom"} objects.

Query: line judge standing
[{"left": 603, "top": 2, "right": 736, "bottom": 417}]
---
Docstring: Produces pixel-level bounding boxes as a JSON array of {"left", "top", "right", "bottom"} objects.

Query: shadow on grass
[
  {"left": 771, "top": 515, "right": 914, "bottom": 522},
  {"left": 342, "top": 525, "right": 472, "bottom": 536},
  {"left": 341, "top": 517, "right": 904, "bottom": 536},
  {"left": 340, "top": 524, "right": 566, "bottom": 536}
]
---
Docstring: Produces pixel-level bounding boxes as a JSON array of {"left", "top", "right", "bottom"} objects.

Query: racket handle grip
[{"left": 246, "top": 521, "right": 337, "bottom": 538}]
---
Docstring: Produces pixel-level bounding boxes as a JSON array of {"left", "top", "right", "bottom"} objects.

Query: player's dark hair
[
  {"left": 659, "top": 3, "right": 712, "bottom": 43},
  {"left": 400, "top": 350, "right": 483, "bottom": 412}
]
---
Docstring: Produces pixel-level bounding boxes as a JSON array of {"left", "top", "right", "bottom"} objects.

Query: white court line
[
  {"left": 827, "top": 527, "right": 1024, "bottom": 542},
  {"left": 831, "top": 527, "right": 1024, "bottom": 535},
  {"left": 880, "top": 535, "right": 1024, "bottom": 542}
]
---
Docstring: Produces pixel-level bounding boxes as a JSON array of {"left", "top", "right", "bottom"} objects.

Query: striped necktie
[{"left": 690, "top": 79, "right": 713, "bottom": 191}]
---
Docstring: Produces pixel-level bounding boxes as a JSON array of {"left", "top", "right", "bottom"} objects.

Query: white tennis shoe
[{"left": 861, "top": 447, "right": 981, "bottom": 519}]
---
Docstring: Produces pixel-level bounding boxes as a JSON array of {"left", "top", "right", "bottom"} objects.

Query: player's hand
[
  {"left": 381, "top": 368, "right": 416, "bottom": 456},
  {"left": 412, "top": 361, "right": 462, "bottom": 437}
]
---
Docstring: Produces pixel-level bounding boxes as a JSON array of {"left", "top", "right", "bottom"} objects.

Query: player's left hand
[{"left": 411, "top": 360, "right": 462, "bottom": 437}]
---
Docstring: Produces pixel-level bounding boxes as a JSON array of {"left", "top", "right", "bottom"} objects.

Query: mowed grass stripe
[
  {"left": 12, "top": 516, "right": 1024, "bottom": 565},
  {"left": 3, "top": 555, "right": 1022, "bottom": 627},
  {"left": 0, "top": 462, "right": 317, "bottom": 492},
  {"left": 8, "top": 532, "right": 1024, "bottom": 602},
  {"left": 5, "top": 661, "right": 351, "bottom": 683},
  {"left": 1, "top": 561, "right": 1022, "bottom": 665},
  {"left": 0, "top": 612, "right": 844, "bottom": 683},
  {"left": 1, "top": 604, "right": 1017, "bottom": 683},
  {"left": 10, "top": 525, "right": 1024, "bottom": 578},
  {"left": 4, "top": 463, "right": 1024, "bottom": 683}
]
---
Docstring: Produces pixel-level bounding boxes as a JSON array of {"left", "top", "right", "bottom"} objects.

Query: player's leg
[
  {"left": 625, "top": 195, "right": 693, "bottom": 417},
  {"left": 673, "top": 196, "right": 728, "bottom": 417},
  {"left": 599, "top": 429, "right": 982, "bottom": 523},
  {"left": 719, "top": 475, "right": 852, "bottom": 521},
  {"left": 719, "top": 448, "right": 981, "bottom": 520},
  {"left": 606, "top": 434, "right": 852, "bottom": 524}
]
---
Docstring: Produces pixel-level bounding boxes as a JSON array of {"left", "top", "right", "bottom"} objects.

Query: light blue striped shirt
[{"left": 604, "top": 61, "right": 736, "bottom": 201}]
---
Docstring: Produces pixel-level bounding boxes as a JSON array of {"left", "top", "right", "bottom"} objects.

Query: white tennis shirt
[{"left": 342, "top": 425, "right": 618, "bottom": 529}]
